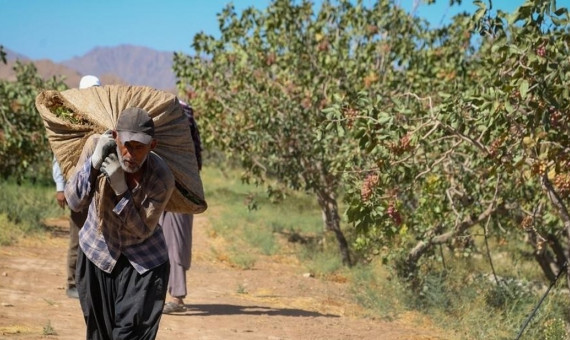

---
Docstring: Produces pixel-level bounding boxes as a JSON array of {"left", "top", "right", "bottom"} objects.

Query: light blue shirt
[{"left": 52, "top": 157, "right": 65, "bottom": 191}]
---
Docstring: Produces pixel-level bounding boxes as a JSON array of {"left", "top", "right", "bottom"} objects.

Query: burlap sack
[{"left": 35, "top": 85, "right": 207, "bottom": 214}]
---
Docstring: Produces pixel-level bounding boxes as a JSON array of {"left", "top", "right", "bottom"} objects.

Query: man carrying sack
[
  {"left": 36, "top": 84, "right": 206, "bottom": 216},
  {"left": 65, "top": 107, "right": 174, "bottom": 339}
]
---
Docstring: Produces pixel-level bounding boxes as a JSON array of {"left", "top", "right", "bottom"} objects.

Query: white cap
[{"left": 79, "top": 75, "right": 101, "bottom": 89}]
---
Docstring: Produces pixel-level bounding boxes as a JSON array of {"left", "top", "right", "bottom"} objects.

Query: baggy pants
[
  {"left": 76, "top": 250, "right": 169, "bottom": 340},
  {"left": 160, "top": 212, "right": 192, "bottom": 298}
]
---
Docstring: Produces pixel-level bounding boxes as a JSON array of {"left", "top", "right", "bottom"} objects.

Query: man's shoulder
[{"left": 147, "top": 152, "right": 175, "bottom": 185}]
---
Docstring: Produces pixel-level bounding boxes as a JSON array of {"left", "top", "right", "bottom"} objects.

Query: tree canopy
[
  {"left": 173, "top": 0, "right": 570, "bottom": 284},
  {"left": 0, "top": 56, "right": 68, "bottom": 182}
]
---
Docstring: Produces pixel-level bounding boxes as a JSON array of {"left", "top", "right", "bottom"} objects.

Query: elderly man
[{"left": 65, "top": 107, "right": 174, "bottom": 340}]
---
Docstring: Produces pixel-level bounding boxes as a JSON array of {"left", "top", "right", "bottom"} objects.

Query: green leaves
[
  {"left": 174, "top": 0, "right": 570, "bottom": 276},
  {"left": 0, "top": 62, "right": 67, "bottom": 182},
  {"left": 473, "top": 0, "right": 487, "bottom": 22},
  {"left": 0, "top": 45, "right": 6, "bottom": 64},
  {"left": 519, "top": 80, "right": 530, "bottom": 100}
]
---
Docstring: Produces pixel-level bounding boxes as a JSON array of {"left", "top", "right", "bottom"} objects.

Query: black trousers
[{"left": 76, "top": 249, "right": 169, "bottom": 340}]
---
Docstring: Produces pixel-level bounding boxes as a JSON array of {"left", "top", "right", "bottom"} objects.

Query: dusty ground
[{"left": 0, "top": 214, "right": 457, "bottom": 340}]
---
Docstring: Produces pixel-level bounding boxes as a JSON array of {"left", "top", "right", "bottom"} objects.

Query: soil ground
[{"left": 0, "top": 214, "right": 458, "bottom": 340}]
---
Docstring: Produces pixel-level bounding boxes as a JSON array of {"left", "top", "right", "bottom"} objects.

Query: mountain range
[{"left": 0, "top": 44, "right": 179, "bottom": 93}]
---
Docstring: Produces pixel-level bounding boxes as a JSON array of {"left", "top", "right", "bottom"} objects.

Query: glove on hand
[
  {"left": 91, "top": 130, "right": 116, "bottom": 170},
  {"left": 100, "top": 153, "right": 128, "bottom": 196}
]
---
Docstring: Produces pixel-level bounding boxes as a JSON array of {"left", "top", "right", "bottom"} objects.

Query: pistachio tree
[
  {"left": 174, "top": 0, "right": 431, "bottom": 265},
  {"left": 0, "top": 61, "right": 68, "bottom": 181},
  {"left": 324, "top": 0, "right": 570, "bottom": 283},
  {"left": 174, "top": 0, "right": 570, "bottom": 282}
]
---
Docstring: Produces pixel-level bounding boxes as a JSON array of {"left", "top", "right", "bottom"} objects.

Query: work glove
[
  {"left": 91, "top": 130, "right": 116, "bottom": 170},
  {"left": 100, "top": 153, "right": 128, "bottom": 196}
]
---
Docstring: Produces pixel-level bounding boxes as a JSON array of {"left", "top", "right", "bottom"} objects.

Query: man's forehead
[{"left": 121, "top": 139, "right": 149, "bottom": 147}]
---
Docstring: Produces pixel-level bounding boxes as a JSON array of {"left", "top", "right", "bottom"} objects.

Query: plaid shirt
[{"left": 65, "top": 136, "right": 175, "bottom": 274}]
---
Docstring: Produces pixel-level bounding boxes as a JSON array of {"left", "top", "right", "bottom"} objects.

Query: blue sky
[{"left": 0, "top": 0, "right": 552, "bottom": 62}]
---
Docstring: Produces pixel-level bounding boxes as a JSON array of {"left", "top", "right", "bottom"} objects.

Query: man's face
[{"left": 114, "top": 134, "right": 156, "bottom": 173}]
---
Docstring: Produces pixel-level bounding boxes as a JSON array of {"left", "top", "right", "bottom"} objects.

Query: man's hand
[
  {"left": 91, "top": 130, "right": 116, "bottom": 170},
  {"left": 101, "top": 154, "right": 128, "bottom": 196},
  {"left": 55, "top": 191, "right": 66, "bottom": 209}
]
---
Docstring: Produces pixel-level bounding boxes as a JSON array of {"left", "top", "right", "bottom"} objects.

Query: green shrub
[{"left": 0, "top": 180, "right": 61, "bottom": 245}]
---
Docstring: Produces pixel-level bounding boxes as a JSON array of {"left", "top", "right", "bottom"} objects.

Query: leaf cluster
[
  {"left": 325, "top": 0, "right": 570, "bottom": 272},
  {"left": 0, "top": 61, "right": 68, "bottom": 182},
  {"left": 173, "top": 0, "right": 570, "bottom": 278}
]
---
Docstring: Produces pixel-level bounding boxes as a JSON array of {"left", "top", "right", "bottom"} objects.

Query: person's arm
[
  {"left": 64, "top": 136, "right": 99, "bottom": 212},
  {"left": 52, "top": 157, "right": 66, "bottom": 209},
  {"left": 52, "top": 157, "right": 66, "bottom": 191}
]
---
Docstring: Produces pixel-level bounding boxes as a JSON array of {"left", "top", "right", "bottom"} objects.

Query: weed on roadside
[
  {"left": 42, "top": 320, "right": 57, "bottom": 336},
  {"left": 42, "top": 298, "right": 56, "bottom": 306},
  {"left": 236, "top": 284, "right": 248, "bottom": 294},
  {"left": 229, "top": 246, "right": 256, "bottom": 269}
]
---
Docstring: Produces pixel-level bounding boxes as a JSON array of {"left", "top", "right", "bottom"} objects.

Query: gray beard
[{"left": 116, "top": 146, "right": 147, "bottom": 173}]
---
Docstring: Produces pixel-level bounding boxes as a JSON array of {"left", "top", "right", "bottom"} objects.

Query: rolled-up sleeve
[
  {"left": 52, "top": 157, "right": 66, "bottom": 191},
  {"left": 64, "top": 135, "right": 98, "bottom": 212},
  {"left": 65, "top": 157, "right": 95, "bottom": 212}
]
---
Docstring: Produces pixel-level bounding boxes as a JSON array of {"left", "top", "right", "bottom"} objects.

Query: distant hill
[
  {"left": 4, "top": 48, "right": 29, "bottom": 61},
  {"left": 62, "top": 45, "right": 177, "bottom": 92},
  {"left": 0, "top": 45, "right": 179, "bottom": 92},
  {"left": 0, "top": 57, "right": 126, "bottom": 89}
]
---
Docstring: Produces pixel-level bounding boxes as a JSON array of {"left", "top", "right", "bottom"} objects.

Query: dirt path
[{"left": 0, "top": 214, "right": 455, "bottom": 340}]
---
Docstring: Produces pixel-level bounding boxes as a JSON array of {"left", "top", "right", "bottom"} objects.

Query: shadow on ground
[{"left": 170, "top": 303, "right": 340, "bottom": 318}]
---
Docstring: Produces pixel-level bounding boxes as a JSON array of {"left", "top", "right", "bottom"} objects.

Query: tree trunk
[
  {"left": 532, "top": 238, "right": 557, "bottom": 283},
  {"left": 546, "top": 234, "right": 567, "bottom": 272},
  {"left": 540, "top": 175, "right": 570, "bottom": 288},
  {"left": 316, "top": 188, "right": 352, "bottom": 267},
  {"left": 404, "top": 203, "right": 503, "bottom": 276},
  {"left": 526, "top": 231, "right": 567, "bottom": 283}
]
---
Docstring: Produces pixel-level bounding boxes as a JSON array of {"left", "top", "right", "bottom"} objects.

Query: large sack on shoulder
[{"left": 35, "top": 85, "right": 206, "bottom": 214}]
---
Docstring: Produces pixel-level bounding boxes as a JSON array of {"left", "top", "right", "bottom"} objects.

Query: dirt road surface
[{"left": 0, "top": 214, "right": 456, "bottom": 340}]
